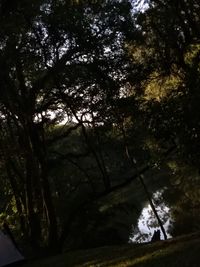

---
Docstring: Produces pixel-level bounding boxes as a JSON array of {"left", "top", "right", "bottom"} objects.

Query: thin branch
[
  {"left": 95, "top": 145, "right": 176, "bottom": 199},
  {"left": 47, "top": 123, "right": 82, "bottom": 145}
]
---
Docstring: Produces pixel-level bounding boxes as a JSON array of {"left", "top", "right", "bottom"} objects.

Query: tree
[
  {"left": 0, "top": 0, "right": 138, "bottom": 252},
  {"left": 125, "top": 0, "right": 200, "bottom": 236}
]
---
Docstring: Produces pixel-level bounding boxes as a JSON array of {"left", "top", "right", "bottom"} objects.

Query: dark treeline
[{"left": 0, "top": 0, "right": 199, "bottom": 255}]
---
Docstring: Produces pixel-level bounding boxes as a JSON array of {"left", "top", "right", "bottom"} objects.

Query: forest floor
[{"left": 25, "top": 231, "right": 200, "bottom": 267}]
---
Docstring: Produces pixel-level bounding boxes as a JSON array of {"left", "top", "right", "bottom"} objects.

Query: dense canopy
[{"left": 0, "top": 0, "right": 199, "bottom": 254}]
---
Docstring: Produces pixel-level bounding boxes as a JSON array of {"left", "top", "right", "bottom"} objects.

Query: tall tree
[
  {"left": 0, "top": 0, "right": 137, "bottom": 252},
  {"left": 126, "top": 0, "right": 200, "bottom": 235}
]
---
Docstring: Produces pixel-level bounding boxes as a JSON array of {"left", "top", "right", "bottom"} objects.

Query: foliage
[
  {"left": 0, "top": 0, "right": 138, "bottom": 252},
  {"left": 124, "top": 0, "right": 200, "bottom": 238},
  {"left": 0, "top": 0, "right": 200, "bottom": 254}
]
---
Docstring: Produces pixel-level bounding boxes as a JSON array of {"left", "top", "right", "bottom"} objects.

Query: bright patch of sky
[{"left": 131, "top": 0, "right": 149, "bottom": 13}]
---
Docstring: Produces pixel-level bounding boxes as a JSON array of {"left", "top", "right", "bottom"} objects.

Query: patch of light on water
[{"left": 129, "top": 190, "right": 172, "bottom": 243}]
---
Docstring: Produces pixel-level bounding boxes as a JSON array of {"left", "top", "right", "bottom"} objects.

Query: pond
[{"left": 129, "top": 190, "right": 172, "bottom": 243}]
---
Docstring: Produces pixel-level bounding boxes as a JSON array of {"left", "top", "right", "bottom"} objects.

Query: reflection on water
[{"left": 129, "top": 190, "right": 172, "bottom": 243}]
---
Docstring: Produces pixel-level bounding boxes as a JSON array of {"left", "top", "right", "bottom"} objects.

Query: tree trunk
[
  {"left": 25, "top": 154, "right": 42, "bottom": 250},
  {"left": 120, "top": 122, "right": 168, "bottom": 240},
  {"left": 139, "top": 175, "right": 167, "bottom": 240},
  {"left": 6, "top": 164, "right": 27, "bottom": 235},
  {"left": 29, "top": 122, "right": 58, "bottom": 252},
  {"left": 41, "top": 163, "right": 58, "bottom": 252}
]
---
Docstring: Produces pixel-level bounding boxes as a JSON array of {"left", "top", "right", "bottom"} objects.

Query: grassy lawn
[{"left": 24, "top": 232, "right": 200, "bottom": 267}]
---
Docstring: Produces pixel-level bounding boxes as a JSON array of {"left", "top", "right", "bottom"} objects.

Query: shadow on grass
[{"left": 25, "top": 232, "right": 200, "bottom": 267}]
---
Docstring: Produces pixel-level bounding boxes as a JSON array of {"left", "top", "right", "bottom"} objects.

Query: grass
[{"left": 24, "top": 232, "right": 200, "bottom": 267}]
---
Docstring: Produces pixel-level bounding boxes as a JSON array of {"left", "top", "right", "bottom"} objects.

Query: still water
[{"left": 130, "top": 190, "right": 172, "bottom": 243}]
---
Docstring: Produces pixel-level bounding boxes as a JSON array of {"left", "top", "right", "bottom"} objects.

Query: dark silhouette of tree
[
  {"left": 126, "top": 0, "right": 200, "bottom": 237},
  {"left": 0, "top": 0, "right": 138, "bottom": 252}
]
